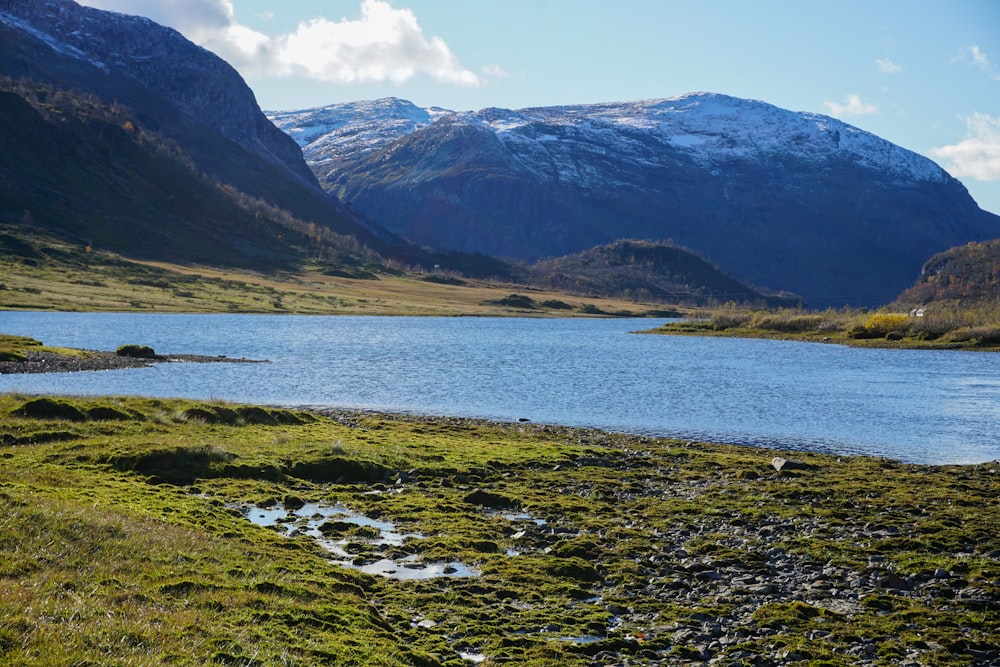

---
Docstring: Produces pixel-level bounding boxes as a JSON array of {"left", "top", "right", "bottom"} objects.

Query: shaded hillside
[
  {"left": 0, "top": 82, "right": 380, "bottom": 270},
  {"left": 530, "top": 240, "right": 802, "bottom": 307},
  {"left": 280, "top": 95, "right": 1000, "bottom": 308},
  {"left": 895, "top": 240, "right": 1000, "bottom": 305}
]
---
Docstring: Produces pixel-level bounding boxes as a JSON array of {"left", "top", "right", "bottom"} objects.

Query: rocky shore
[{"left": 0, "top": 349, "right": 266, "bottom": 374}]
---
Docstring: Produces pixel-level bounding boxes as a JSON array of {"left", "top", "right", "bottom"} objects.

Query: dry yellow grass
[{"left": 0, "top": 255, "right": 671, "bottom": 317}]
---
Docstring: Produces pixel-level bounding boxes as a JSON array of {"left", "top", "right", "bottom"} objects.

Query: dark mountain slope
[
  {"left": 0, "top": 0, "right": 413, "bottom": 268},
  {"left": 0, "top": 84, "right": 358, "bottom": 266},
  {"left": 282, "top": 96, "right": 1000, "bottom": 308},
  {"left": 530, "top": 240, "right": 802, "bottom": 307}
]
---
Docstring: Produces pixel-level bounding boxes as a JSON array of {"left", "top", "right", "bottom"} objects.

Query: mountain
[
  {"left": 272, "top": 95, "right": 1000, "bottom": 308},
  {"left": 895, "top": 240, "right": 1000, "bottom": 306},
  {"left": 0, "top": 0, "right": 416, "bottom": 270},
  {"left": 529, "top": 240, "right": 801, "bottom": 308}
]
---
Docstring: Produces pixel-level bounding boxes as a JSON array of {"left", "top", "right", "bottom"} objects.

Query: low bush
[
  {"left": 863, "top": 313, "right": 911, "bottom": 337},
  {"left": 944, "top": 325, "right": 1000, "bottom": 346},
  {"left": 750, "top": 312, "right": 826, "bottom": 333}
]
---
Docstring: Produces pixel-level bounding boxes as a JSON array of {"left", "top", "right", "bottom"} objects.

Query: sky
[{"left": 77, "top": 0, "right": 1000, "bottom": 215}]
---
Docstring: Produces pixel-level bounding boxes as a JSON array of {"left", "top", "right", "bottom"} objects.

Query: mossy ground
[
  {"left": 0, "top": 394, "right": 997, "bottom": 665},
  {"left": 0, "top": 334, "right": 94, "bottom": 363}
]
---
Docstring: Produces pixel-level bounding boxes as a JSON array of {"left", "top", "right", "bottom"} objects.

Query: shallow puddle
[{"left": 242, "top": 502, "right": 478, "bottom": 580}]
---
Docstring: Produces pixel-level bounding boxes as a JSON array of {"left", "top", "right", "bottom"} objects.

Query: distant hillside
[
  {"left": 895, "top": 240, "right": 1000, "bottom": 306},
  {"left": 0, "top": 81, "right": 381, "bottom": 270},
  {"left": 529, "top": 240, "right": 802, "bottom": 307},
  {"left": 274, "top": 95, "right": 1000, "bottom": 308}
]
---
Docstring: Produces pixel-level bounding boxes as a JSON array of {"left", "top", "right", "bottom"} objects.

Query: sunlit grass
[
  {"left": 649, "top": 304, "right": 1000, "bottom": 350},
  {"left": 0, "top": 249, "right": 672, "bottom": 317},
  {"left": 0, "top": 394, "right": 997, "bottom": 665}
]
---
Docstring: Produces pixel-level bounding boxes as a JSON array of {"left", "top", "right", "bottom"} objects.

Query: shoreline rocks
[{"left": 0, "top": 350, "right": 266, "bottom": 374}]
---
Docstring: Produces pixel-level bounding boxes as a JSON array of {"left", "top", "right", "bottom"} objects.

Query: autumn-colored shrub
[{"left": 863, "top": 313, "right": 910, "bottom": 337}]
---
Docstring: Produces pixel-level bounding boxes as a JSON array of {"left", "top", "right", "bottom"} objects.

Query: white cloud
[
  {"left": 824, "top": 94, "right": 878, "bottom": 118},
  {"left": 78, "top": 0, "right": 482, "bottom": 87},
  {"left": 876, "top": 58, "right": 901, "bottom": 74},
  {"left": 482, "top": 64, "right": 509, "bottom": 78},
  {"left": 968, "top": 44, "right": 1000, "bottom": 81},
  {"left": 930, "top": 113, "right": 1000, "bottom": 181}
]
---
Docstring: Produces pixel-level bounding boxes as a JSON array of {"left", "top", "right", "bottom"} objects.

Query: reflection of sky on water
[
  {"left": 3, "top": 311, "right": 1000, "bottom": 464},
  {"left": 243, "top": 502, "right": 477, "bottom": 580}
]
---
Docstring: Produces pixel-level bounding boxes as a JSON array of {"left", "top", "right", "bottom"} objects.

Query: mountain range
[
  {"left": 271, "top": 96, "right": 1000, "bottom": 307},
  {"left": 2, "top": 0, "right": 997, "bottom": 311}
]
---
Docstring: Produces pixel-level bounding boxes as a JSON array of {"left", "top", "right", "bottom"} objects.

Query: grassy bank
[
  {"left": 0, "top": 240, "right": 674, "bottom": 317},
  {"left": 647, "top": 306, "right": 1000, "bottom": 351},
  {"left": 0, "top": 394, "right": 996, "bottom": 665}
]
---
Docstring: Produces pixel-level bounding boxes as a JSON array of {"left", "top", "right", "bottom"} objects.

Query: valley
[{"left": 0, "top": 246, "right": 667, "bottom": 317}]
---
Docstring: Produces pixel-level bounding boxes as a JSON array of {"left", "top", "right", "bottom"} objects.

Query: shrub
[
  {"left": 944, "top": 325, "right": 1000, "bottom": 346},
  {"left": 750, "top": 312, "right": 825, "bottom": 333},
  {"left": 845, "top": 323, "right": 874, "bottom": 339},
  {"left": 863, "top": 313, "right": 910, "bottom": 337},
  {"left": 710, "top": 305, "right": 752, "bottom": 330}
]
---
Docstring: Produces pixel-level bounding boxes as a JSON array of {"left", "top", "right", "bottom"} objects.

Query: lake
[{"left": 2, "top": 311, "right": 999, "bottom": 465}]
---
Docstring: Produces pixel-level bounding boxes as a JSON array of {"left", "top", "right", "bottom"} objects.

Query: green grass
[
  {"left": 0, "top": 394, "right": 997, "bottom": 665},
  {"left": 647, "top": 306, "right": 1000, "bottom": 351}
]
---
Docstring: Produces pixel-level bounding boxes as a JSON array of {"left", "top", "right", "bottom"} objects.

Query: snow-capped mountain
[
  {"left": 272, "top": 93, "right": 998, "bottom": 307},
  {"left": 270, "top": 98, "right": 451, "bottom": 174}
]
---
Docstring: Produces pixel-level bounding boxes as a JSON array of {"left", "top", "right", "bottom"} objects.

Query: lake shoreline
[{"left": 0, "top": 348, "right": 267, "bottom": 375}]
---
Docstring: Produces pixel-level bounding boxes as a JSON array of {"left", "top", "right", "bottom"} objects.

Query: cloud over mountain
[
  {"left": 79, "top": 0, "right": 482, "bottom": 87},
  {"left": 931, "top": 113, "right": 1000, "bottom": 181},
  {"left": 824, "top": 93, "right": 877, "bottom": 118}
]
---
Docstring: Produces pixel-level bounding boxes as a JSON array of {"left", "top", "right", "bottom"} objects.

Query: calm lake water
[{"left": 2, "top": 312, "right": 999, "bottom": 465}]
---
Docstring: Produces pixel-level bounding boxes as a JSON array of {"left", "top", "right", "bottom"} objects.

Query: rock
[
  {"left": 771, "top": 456, "right": 812, "bottom": 472},
  {"left": 115, "top": 344, "right": 158, "bottom": 359},
  {"left": 877, "top": 572, "right": 912, "bottom": 591}
]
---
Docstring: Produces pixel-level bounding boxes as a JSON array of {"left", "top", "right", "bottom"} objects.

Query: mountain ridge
[
  {"left": 0, "top": 0, "right": 314, "bottom": 187},
  {"left": 273, "top": 94, "right": 999, "bottom": 307}
]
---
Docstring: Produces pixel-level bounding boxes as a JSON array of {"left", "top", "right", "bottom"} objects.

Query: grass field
[
  {"left": 0, "top": 251, "right": 675, "bottom": 318},
  {"left": 0, "top": 394, "right": 996, "bottom": 665}
]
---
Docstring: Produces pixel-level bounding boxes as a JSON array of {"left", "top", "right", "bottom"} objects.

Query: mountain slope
[
  {"left": 529, "top": 240, "right": 801, "bottom": 307},
  {"left": 895, "top": 240, "right": 1000, "bottom": 305},
  {"left": 0, "top": 0, "right": 408, "bottom": 269},
  {"left": 274, "top": 95, "right": 1000, "bottom": 307}
]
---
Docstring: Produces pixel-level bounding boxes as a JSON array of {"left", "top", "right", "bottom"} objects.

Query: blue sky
[{"left": 79, "top": 0, "right": 1000, "bottom": 215}]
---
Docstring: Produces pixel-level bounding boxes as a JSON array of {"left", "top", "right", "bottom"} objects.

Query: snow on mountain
[
  {"left": 269, "top": 92, "right": 995, "bottom": 307},
  {"left": 272, "top": 92, "right": 948, "bottom": 190},
  {"left": 268, "top": 98, "right": 451, "bottom": 174}
]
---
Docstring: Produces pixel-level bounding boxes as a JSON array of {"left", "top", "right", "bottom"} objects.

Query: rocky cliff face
[
  {"left": 0, "top": 0, "right": 314, "bottom": 186},
  {"left": 273, "top": 94, "right": 1000, "bottom": 307}
]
